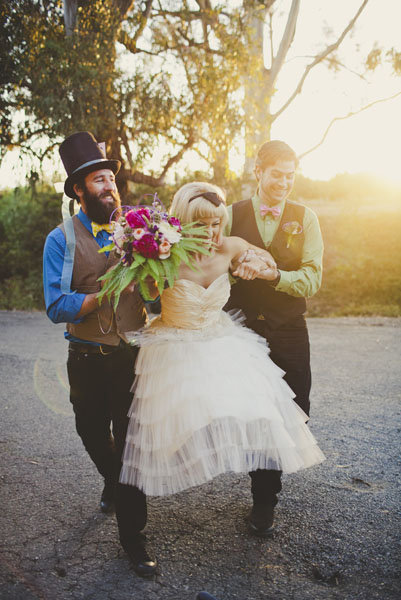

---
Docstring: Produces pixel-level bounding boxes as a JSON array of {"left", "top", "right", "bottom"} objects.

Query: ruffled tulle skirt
[{"left": 120, "top": 312, "right": 325, "bottom": 496}]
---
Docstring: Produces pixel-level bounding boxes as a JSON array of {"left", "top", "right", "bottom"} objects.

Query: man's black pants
[
  {"left": 249, "top": 315, "right": 311, "bottom": 506},
  {"left": 67, "top": 343, "right": 146, "bottom": 549}
]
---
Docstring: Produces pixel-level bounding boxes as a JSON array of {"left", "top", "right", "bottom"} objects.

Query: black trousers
[
  {"left": 67, "top": 343, "right": 146, "bottom": 549},
  {"left": 249, "top": 315, "right": 311, "bottom": 506}
]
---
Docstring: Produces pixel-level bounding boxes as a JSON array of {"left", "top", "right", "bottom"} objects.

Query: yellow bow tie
[{"left": 91, "top": 222, "right": 115, "bottom": 238}]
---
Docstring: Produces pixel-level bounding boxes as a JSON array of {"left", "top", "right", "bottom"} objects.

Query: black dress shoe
[
  {"left": 100, "top": 481, "right": 115, "bottom": 514},
  {"left": 125, "top": 536, "right": 157, "bottom": 578},
  {"left": 248, "top": 503, "right": 275, "bottom": 537}
]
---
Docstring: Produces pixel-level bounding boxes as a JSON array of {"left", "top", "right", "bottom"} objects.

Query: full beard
[{"left": 82, "top": 185, "right": 121, "bottom": 224}]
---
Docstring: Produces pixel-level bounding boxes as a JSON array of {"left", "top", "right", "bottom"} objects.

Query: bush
[
  {"left": 0, "top": 186, "right": 62, "bottom": 310},
  {"left": 307, "top": 212, "right": 401, "bottom": 317},
  {"left": 1, "top": 184, "right": 400, "bottom": 317}
]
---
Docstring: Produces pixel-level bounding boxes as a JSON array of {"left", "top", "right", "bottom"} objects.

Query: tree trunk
[
  {"left": 243, "top": 5, "right": 273, "bottom": 195},
  {"left": 212, "top": 150, "right": 230, "bottom": 186},
  {"left": 63, "top": 0, "right": 79, "bottom": 36}
]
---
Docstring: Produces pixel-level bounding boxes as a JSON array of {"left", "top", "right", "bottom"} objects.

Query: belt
[{"left": 68, "top": 341, "right": 124, "bottom": 356}]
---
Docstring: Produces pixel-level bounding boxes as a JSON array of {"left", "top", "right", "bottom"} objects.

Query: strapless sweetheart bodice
[{"left": 159, "top": 272, "right": 230, "bottom": 330}]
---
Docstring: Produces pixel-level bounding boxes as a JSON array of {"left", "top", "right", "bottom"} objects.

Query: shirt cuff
[
  {"left": 143, "top": 295, "right": 161, "bottom": 304},
  {"left": 274, "top": 270, "right": 292, "bottom": 293}
]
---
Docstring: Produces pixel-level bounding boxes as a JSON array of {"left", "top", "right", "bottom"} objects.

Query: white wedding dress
[{"left": 120, "top": 273, "right": 325, "bottom": 496}]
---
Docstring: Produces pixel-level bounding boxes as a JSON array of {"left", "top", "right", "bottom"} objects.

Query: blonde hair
[{"left": 170, "top": 182, "right": 228, "bottom": 245}]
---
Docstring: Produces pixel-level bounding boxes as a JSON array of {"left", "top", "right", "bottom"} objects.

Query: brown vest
[
  {"left": 59, "top": 216, "right": 147, "bottom": 345},
  {"left": 226, "top": 199, "right": 307, "bottom": 329}
]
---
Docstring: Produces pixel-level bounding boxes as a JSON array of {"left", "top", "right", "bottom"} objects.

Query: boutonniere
[{"left": 282, "top": 221, "right": 303, "bottom": 248}]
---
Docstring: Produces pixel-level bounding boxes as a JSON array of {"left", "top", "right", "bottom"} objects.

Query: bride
[{"left": 120, "top": 182, "right": 324, "bottom": 506}]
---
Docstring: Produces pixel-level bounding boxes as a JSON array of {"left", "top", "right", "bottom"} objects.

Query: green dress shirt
[{"left": 226, "top": 193, "right": 323, "bottom": 298}]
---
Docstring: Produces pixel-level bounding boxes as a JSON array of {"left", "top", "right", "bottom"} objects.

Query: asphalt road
[{"left": 0, "top": 312, "right": 400, "bottom": 600}]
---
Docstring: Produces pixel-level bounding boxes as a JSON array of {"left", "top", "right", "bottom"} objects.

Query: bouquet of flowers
[{"left": 97, "top": 195, "right": 210, "bottom": 306}]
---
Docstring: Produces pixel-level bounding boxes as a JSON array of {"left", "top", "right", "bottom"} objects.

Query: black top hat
[{"left": 59, "top": 131, "right": 121, "bottom": 198}]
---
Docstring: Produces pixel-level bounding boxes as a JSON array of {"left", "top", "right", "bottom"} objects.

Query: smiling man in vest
[
  {"left": 225, "top": 140, "right": 323, "bottom": 537},
  {"left": 43, "top": 131, "right": 156, "bottom": 576}
]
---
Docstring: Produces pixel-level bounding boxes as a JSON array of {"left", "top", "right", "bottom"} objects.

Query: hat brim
[{"left": 64, "top": 159, "right": 121, "bottom": 198}]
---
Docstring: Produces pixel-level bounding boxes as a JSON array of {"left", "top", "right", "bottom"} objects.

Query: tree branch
[
  {"left": 268, "top": 11, "right": 274, "bottom": 68},
  {"left": 173, "top": 27, "right": 224, "bottom": 55},
  {"left": 114, "top": 0, "right": 136, "bottom": 19},
  {"left": 118, "top": 33, "right": 161, "bottom": 56},
  {"left": 126, "top": 135, "right": 195, "bottom": 187},
  {"left": 324, "top": 56, "right": 368, "bottom": 81},
  {"left": 159, "top": 135, "right": 195, "bottom": 178},
  {"left": 272, "top": 0, "right": 369, "bottom": 121},
  {"left": 269, "top": 0, "right": 300, "bottom": 86},
  {"left": 298, "top": 90, "right": 401, "bottom": 160},
  {"left": 193, "top": 144, "right": 211, "bottom": 164},
  {"left": 153, "top": 8, "right": 224, "bottom": 24},
  {"left": 15, "top": 127, "right": 54, "bottom": 145},
  {"left": 120, "top": 127, "right": 135, "bottom": 170},
  {"left": 285, "top": 54, "right": 368, "bottom": 81},
  {"left": 118, "top": 0, "right": 154, "bottom": 54}
]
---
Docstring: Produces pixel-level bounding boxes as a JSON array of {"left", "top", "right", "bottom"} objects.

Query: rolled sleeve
[
  {"left": 225, "top": 204, "right": 233, "bottom": 236},
  {"left": 43, "top": 228, "right": 86, "bottom": 324},
  {"left": 275, "top": 208, "right": 323, "bottom": 298}
]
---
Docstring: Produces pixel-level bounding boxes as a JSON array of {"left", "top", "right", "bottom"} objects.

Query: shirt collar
[{"left": 77, "top": 208, "right": 93, "bottom": 235}]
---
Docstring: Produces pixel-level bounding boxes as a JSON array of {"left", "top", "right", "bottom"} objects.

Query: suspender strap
[{"left": 60, "top": 206, "right": 77, "bottom": 295}]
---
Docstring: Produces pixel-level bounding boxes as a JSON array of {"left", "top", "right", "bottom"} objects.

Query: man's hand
[
  {"left": 142, "top": 275, "right": 159, "bottom": 300},
  {"left": 232, "top": 257, "right": 271, "bottom": 280},
  {"left": 119, "top": 275, "right": 159, "bottom": 301},
  {"left": 233, "top": 248, "right": 278, "bottom": 281},
  {"left": 237, "top": 248, "right": 276, "bottom": 270},
  {"left": 258, "top": 265, "right": 279, "bottom": 281},
  {"left": 120, "top": 280, "right": 136, "bottom": 296}
]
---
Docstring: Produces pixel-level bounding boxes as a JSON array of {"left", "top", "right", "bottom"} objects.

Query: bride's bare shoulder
[{"left": 221, "top": 235, "right": 248, "bottom": 255}]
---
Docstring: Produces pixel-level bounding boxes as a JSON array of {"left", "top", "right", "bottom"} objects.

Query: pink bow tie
[{"left": 260, "top": 204, "right": 281, "bottom": 219}]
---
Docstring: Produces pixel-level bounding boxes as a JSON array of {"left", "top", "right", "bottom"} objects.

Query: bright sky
[
  {"left": 268, "top": 0, "right": 401, "bottom": 183},
  {"left": 1, "top": 0, "right": 400, "bottom": 189}
]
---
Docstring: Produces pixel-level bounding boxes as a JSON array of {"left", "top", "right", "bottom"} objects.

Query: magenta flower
[
  {"left": 136, "top": 207, "right": 151, "bottom": 219},
  {"left": 168, "top": 216, "right": 182, "bottom": 231},
  {"left": 125, "top": 210, "right": 146, "bottom": 229},
  {"left": 133, "top": 233, "right": 159, "bottom": 258}
]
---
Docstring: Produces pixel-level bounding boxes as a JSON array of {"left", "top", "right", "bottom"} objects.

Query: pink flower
[
  {"left": 158, "top": 239, "right": 171, "bottom": 259},
  {"left": 133, "top": 233, "right": 159, "bottom": 258},
  {"left": 126, "top": 210, "right": 147, "bottom": 229},
  {"left": 168, "top": 216, "right": 182, "bottom": 231},
  {"left": 133, "top": 228, "right": 146, "bottom": 240},
  {"left": 136, "top": 207, "right": 151, "bottom": 219}
]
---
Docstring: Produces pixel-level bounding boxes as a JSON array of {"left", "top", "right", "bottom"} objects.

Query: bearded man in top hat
[
  {"left": 225, "top": 140, "right": 324, "bottom": 537},
  {"left": 43, "top": 131, "right": 157, "bottom": 576}
]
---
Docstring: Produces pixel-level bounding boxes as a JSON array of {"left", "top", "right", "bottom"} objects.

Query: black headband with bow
[{"left": 188, "top": 192, "right": 223, "bottom": 206}]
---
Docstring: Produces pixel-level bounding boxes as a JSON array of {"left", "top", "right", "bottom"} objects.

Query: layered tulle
[{"left": 120, "top": 274, "right": 325, "bottom": 496}]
